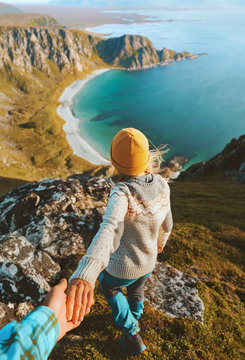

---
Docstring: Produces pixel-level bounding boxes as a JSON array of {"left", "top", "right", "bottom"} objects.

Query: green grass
[
  {"left": 0, "top": 64, "right": 98, "bottom": 184},
  {"left": 25, "top": 16, "right": 60, "bottom": 27},
  {"left": 49, "top": 178, "right": 245, "bottom": 360}
]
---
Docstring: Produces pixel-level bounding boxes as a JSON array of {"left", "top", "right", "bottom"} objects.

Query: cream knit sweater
[{"left": 70, "top": 174, "right": 173, "bottom": 288}]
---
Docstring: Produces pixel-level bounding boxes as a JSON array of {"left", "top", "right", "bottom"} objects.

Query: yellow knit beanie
[{"left": 110, "top": 128, "right": 150, "bottom": 176}]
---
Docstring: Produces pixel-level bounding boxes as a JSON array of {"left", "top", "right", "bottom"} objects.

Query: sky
[{"left": 2, "top": 0, "right": 244, "bottom": 6}]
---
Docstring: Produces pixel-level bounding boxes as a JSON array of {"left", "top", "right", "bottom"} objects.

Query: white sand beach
[{"left": 57, "top": 69, "right": 111, "bottom": 165}]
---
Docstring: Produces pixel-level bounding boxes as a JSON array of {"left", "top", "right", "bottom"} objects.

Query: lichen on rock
[{"left": 145, "top": 262, "right": 204, "bottom": 323}]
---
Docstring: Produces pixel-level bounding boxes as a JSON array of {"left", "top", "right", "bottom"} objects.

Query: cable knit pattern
[{"left": 70, "top": 174, "right": 173, "bottom": 288}]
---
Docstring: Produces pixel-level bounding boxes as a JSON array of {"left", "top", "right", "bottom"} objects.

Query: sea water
[{"left": 72, "top": 5, "right": 245, "bottom": 167}]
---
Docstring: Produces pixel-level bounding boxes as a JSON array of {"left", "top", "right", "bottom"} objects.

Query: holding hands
[
  {"left": 43, "top": 277, "right": 94, "bottom": 341},
  {"left": 66, "top": 279, "right": 94, "bottom": 325},
  {"left": 43, "top": 278, "right": 83, "bottom": 340}
]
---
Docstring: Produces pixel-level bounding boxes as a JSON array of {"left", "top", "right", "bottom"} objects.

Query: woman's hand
[
  {"left": 66, "top": 279, "right": 94, "bottom": 325},
  {"left": 158, "top": 246, "right": 163, "bottom": 253},
  {"left": 42, "top": 278, "right": 82, "bottom": 341}
]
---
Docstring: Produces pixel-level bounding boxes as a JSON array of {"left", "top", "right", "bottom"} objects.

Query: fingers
[
  {"left": 77, "top": 283, "right": 94, "bottom": 321},
  {"left": 66, "top": 280, "right": 94, "bottom": 325},
  {"left": 77, "top": 285, "right": 89, "bottom": 322},
  {"left": 72, "top": 282, "right": 84, "bottom": 324},
  {"left": 66, "top": 284, "right": 76, "bottom": 321},
  {"left": 85, "top": 289, "right": 94, "bottom": 315},
  {"left": 57, "top": 278, "right": 68, "bottom": 291}
]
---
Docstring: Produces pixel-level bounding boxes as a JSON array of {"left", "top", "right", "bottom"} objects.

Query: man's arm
[
  {"left": 0, "top": 307, "right": 59, "bottom": 360},
  {"left": 0, "top": 278, "right": 81, "bottom": 360}
]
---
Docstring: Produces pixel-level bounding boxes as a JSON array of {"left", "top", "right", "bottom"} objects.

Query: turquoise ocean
[{"left": 72, "top": 5, "right": 245, "bottom": 167}]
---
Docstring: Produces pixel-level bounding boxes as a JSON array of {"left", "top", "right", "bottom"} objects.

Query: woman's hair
[{"left": 147, "top": 141, "right": 169, "bottom": 174}]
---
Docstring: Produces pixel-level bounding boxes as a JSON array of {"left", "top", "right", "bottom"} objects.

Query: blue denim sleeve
[{"left": 0, "top": 306, "right": 59, "bottom": 360}]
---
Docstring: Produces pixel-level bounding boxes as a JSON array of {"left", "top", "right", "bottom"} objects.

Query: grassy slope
[
  {"left": 0, "top": 62, "right": 107, "bottom": 187},
  {"left": 0, "top": 14, "right": 60, "bottom": 27},
  {"left": 49, "top": 177, "right": 245, "bottom": 360}
]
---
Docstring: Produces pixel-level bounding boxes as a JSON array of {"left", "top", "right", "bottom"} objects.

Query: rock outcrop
[
  {"left": 181, "top": 135, "right": 245, "bottom": 182},
  {"left": 145, "top": 262, "right": 204, "bottom": 323},
  {"left": 0, "top": 27, "right": 196, "bottom": 74},
  {"left": 96, "top": 34, "right": 195, "bottom": 70},
  {"left": 0, "top": 175, "right": 204, "bottom": 327},
  {"left": 0, "top": 27, "right": 96, "bottom": 74}
]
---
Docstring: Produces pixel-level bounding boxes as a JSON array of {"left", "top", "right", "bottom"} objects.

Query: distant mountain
[
  {"left": 48, "top": 0, "right": 232, "bottom": 6},
  {"left": 0, "top": 1, "right": 22, "bottom": 13},
  {"left": 48, "top": 0, "right": 164, "bottom": 6}
]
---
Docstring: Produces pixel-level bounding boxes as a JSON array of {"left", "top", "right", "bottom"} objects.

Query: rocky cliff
[
  {"left": 96, "top": 34, "right": 195, "bottom": 69},
  {"left": 0, "top": 27, "right": 96, "bottom": 74},
  {"left": 181, "top": 134, "right": 245, "bottom": 182},
  {"left": 0, "top": 27, "right": 196, "bottom": 74}
]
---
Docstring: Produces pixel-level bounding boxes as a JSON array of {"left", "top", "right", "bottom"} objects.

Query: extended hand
[
  {"left": 66, "top": 279, "right": 94, "bottom": 325},
  {"left": 42, "top": 278, "right": 81, "bottom": 341}
]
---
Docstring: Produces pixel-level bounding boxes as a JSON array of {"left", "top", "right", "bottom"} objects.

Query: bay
[{"left": 72, "top": 5, "right": 245, "bottom": 167}]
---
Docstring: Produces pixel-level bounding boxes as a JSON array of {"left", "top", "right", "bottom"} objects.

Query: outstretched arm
[
  {"left": 0, "top": 279, "right": 81, "bottom": 360},
  {"left": 66, "top": 185, "right": 128, "bottom": 324}
]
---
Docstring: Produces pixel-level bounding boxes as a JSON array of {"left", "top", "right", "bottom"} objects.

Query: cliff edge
[{"left": 181, "top": 135, "right": 245, "bottom": 182}]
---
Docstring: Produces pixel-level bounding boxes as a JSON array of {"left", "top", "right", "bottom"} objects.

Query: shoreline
[{"left": 57, "top": 69, "right": 111, "bottom": 165}]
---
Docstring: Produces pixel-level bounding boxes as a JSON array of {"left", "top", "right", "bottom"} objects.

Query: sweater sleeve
[
  {"left": 0, "top": 306, "right": 59, "bottom": 360},
  {"left": 69, "top": 185, "right": 128, "bottom": 288},
  {"left": 158, "top": 182, "right": 173, "bottom": 249}
]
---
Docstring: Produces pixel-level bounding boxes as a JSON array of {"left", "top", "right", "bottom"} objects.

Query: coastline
[{"left": 57, "top": 69, "right": 111, "bottom": 165}]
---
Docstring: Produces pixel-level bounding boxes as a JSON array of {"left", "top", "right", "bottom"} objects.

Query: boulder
[{"left": 145, "top": 263, "right": 204, "bottom": 322}]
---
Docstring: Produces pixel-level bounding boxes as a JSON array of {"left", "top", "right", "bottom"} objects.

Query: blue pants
[{"left": 99, "top": 270, "right": 151, "bottom": 336}]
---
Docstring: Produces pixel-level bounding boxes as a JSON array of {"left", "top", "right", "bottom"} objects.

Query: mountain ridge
[
  {"left": 0, "top": 1, "right": 22, "bottom": 14},
  {"left": 0, "top": 27, "right": 195, "bottom": 74},
  {"left": 96, "top": 34, "right": 195, "bottom": 69}
]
